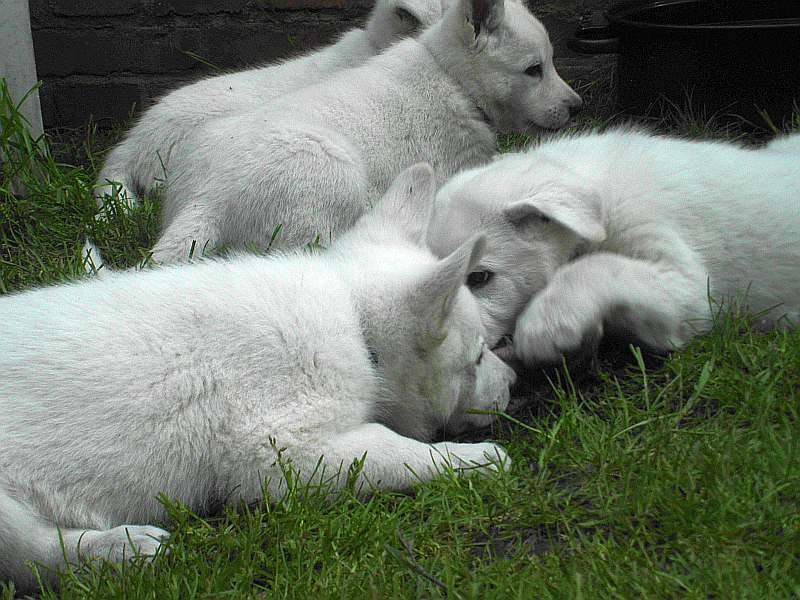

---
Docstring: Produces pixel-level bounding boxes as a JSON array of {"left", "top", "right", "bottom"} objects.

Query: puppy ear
[
  {"left": 412, "top": 233, "right": 486, "bottom": 344},
  {"left": 504, "top": 194, "right": 606, "bottom": 244},
  {"left": 462, "top": 0, "right": 505, "bottom": 50},
  {"left": 369, "top": 163, "right": 437, "bottom": 246},
  {"left": 394, "top": 5, "right": 421, "bottom": 28}
]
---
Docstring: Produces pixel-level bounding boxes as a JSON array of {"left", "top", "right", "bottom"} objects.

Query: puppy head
[
  {"left": 366, "top": 0, "right": 447, "bottom": 50},
  {"left": 425, "top": 0, "right": 582, "bottom": 132},
  {"left": 426, "top": 153, "right": 606, "bottom": 347},
  {"left": 338, "top": 164, "right": 516, "bottom": 441}
]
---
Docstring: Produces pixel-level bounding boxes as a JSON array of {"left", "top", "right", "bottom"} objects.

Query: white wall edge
[{"left": 1, "top": 0, "right": 44, "bottom": 137}]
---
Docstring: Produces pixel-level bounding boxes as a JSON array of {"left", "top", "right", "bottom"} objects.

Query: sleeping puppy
[
  {"left": 427, "top": 128, "right": 800, "bottom": 364},
  {"left": 1, "top": 164, "right": 514, "bottom": 593}
]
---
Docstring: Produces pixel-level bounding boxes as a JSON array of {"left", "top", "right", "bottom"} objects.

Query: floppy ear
[
  {"left": 392, "top": 0, "right": 424, "bottom": 31},
  {"left": 462, "top": 0, "right": 505, "bottom": 50},
  {"left": 504, "top": 193, "right": 606, "bottom": 244},
  {"left": 369, "top": 163, "right": 437, "bottom": 246},
  {"left": 411, "top": 233, "right": 486, "bottom": 345}
]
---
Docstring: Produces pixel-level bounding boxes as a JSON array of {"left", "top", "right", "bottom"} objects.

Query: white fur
[
  {"left": 765, "top": 132, "right": 800, "bottom": 154},
  {"left": 146, "top": 0, "right": 581, "bottom": 263},
  {"left": 94, "top": 0, "right": 445, "bottom": 205},
  {"left": 428, "top": 129, "right": 800, "bottom": 363},
  {"left": 0, "top": 164, "right": 515, "bottom": 593}
]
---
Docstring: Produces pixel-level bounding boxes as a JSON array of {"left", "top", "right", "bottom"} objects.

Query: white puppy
[
  {"left": 148, "top": 0, "right": 581, "bottom": 263},
  {"left": 766, "top": 132, "right": 800, "bottom": 154},
  {"left": 95, "top": 0, "right": 444, "bottom": 204},
  {"left": 428, "top": 129, "right": 800, "bottom": 363},
  {"left": 0, "top": 164, "right": 515, "bottom": 593}
]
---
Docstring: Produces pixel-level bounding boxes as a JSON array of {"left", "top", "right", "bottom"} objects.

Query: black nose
[{"left": 568, "top": 97, "right": 583, "bottom": 117}]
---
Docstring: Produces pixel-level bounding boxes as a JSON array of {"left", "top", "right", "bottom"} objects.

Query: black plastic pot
[{"left": 569, "top": 0, "right": 800, "bottom": 126}]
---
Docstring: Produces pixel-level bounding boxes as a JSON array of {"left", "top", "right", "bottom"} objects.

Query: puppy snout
[
  {"left": 567, "top": 95, "right": 583, "bottom": 117},
  {"left": 487, "top": 345, "right": 518, "bottom": 387},
  {"left": 498, "top": 357, "right": 517, "bottom": 388},
  {"left": 505, "top": 362, "right": 517, "bottom": 386}
]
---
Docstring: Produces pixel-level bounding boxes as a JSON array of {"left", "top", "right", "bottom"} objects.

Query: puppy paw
[
  {"left": 75, "top": 525, "right": 168, "bottom": 563},
  {"left": 515, "top": 292, "right": 604, "bottom": 365},
  {"left": 432, "top": 441, "right": 511, "bottom": 474}
]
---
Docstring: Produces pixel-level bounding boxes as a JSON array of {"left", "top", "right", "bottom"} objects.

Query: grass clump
[
  {"left": 1, "top": 78, "right": 799, "bottom": 598},
  {"left": 0, "top": 79, "right": 158, "bottom": 292}
]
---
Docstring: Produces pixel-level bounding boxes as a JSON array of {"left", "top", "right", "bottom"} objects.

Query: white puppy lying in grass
[
  {"left": 95, "top": 0, "right": 444, "bottom": 205},
  {"left": 0, "top": 164, "right": 515, "bottom": 593},
  {"left": 428, "top": 128, "right": 800, "bottom": 364},
  {"left": 148, "top": 0, "right": 581, "bottom": 263}
]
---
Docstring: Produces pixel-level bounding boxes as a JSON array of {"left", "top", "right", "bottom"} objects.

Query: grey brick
[
  {"left": 197, "top": 22, "right": 345, "bottom": 69},
  {"left": 52, "top": 0, "right": 142, "bottom": 16},
  {"left": 28, "top": 0, "right": 54, "bottom": 28},
  {"left": 33, "top": 28, "right": 202, "bottom": 76},
  {"left": 147, "top": 0, "right": 248, "bottom": 16},
  {"left": 263, "top": 0, "right": 372, "bottom": 10},
  {"left": 38, "top": 78, "right": 146, "bottom": 128}
]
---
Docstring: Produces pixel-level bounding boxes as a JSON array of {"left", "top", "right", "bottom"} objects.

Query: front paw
[
  {"left": 77, "top": 525, "right": 168, "bottom": 562},
  {"left": 514, "top": 293, "right": 603, "bottom": 365},
  {"left": 432, "top": 441, "right": 511, "bottom": 474}
]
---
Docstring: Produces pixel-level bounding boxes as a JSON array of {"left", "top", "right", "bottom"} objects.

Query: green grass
[
  {"left": 0, "top": 80, "right": 158, "bottom": 292},
  {"left": 2, "top": 78, "right": 799, "bottom": 598}
]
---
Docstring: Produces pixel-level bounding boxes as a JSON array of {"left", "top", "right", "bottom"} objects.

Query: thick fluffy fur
[
  {"left": 428, "top": 129, "right": 800, "bottom": 363},
  {"left": 147, "top": 0, "right": 581, "bottom": 263},
  {"left": 95, "top": 0, "right": 444, "bottom": 204},
  {"left": 0, "top": 165, "right": 515, "bottom": 593}
]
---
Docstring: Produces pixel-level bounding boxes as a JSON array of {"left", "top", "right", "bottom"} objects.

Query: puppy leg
[
  {"left": 0, "top": 488, "right": 166, "bottom": 593},
  {"left": 311, "top": 423, "right": 510, "bottom": 495},
  {"left": 151, "top": 126, "right": 368, "bottom": 262},
  {"left": 218, "top": 126, "right": 370, "bottom": 251},
  {"left": 149, "top": 201, "right": 222, "bottom": 264},
  {"left": 59, "top": 524, "right": 167, "bottom": 563},
  {"left": 95, "top": 142, "right": 140, "bottom": 213},
  {"left": 514, "top": 251, "right": 709, "bottom": 364}
]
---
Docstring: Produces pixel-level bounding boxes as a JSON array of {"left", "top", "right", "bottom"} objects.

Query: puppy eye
[
  {"left": 525, "top": 63, "right": 543, "bottom": 78},
  {"left": 395, "top": 7, "right": 418, "bottom": 24},
  {"left": 467, "top": 270, "right": 494, "bottom": 289}
]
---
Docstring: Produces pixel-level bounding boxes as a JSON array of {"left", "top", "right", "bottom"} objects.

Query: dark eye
[
  {"left": 395, "top": 7, "right": 418, "bottom": 24},
  {"left": 525, "top": 63, "right": 543, "bottom": 78},
  {"left": 467, "top": 270, "right": 494, "bottom": 289}
]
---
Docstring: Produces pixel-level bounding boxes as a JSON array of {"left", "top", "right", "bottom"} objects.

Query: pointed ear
[
  {"left": 412, "top": 234, "right": 486, "bottom": 345},
  {"left": 504, "top": 193, "right": 606, "bottom": 244},
  {"left": 461, "top": 0, "right": 504, "bottom": 50},
  {"left": 368, "top": 163, "right": 437, "bottom": 246}
]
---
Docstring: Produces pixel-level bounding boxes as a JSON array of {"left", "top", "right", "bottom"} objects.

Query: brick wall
[
  {"left": 30, "top": 0, "right": 373, "bottom": 129},
  {"left": 29, "top": 0, "right": 612, "bottom": 130}
]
